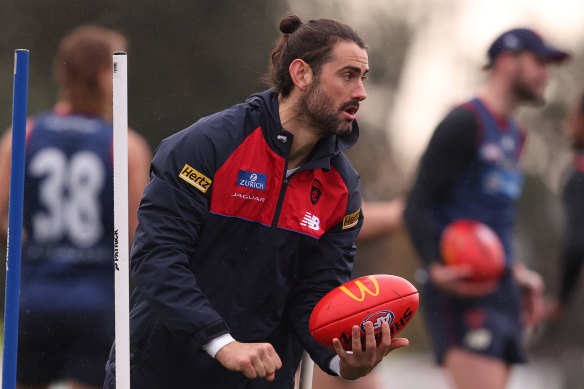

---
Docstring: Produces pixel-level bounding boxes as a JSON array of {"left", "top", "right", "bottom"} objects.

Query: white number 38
[{"left": 29, "top": 147, "right": 105, "bottom": 248}]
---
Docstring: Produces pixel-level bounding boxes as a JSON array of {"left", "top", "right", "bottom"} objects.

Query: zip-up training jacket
[{"left": 106, "top": 89, "right": 363, "bottom": 388}]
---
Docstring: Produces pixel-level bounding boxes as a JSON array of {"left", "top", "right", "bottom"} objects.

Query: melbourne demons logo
[
  {"left": 360, "top": 311, "right": 395, "bottom": 333},
  {"left": 339, "top": 276, "right": 380, "bottom": 301},
  {"left": 311, "top": 178, "right": 323, "bottom": 204}
]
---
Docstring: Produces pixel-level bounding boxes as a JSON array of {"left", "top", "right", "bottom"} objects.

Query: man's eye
[{"left": 344, "top": 74, "right": 352, "bottom": 81}]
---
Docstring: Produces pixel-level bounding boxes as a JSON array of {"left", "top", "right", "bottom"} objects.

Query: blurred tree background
[
  {"left": 0, "top": 0, "right": 288, "bottom": 149},
  {"left": 2, "top": 0, "right": 584, "bottom": 386}
]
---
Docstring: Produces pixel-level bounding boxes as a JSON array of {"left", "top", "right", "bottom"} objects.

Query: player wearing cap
[{"left": 404, "top": 28, "right": 569, "bottom": 389}]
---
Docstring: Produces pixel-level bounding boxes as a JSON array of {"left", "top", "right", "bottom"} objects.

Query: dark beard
[
  {"left": 302, "top": 82, "right": 353, "bottom": 138},
  {"left": 512, "top": 77, "right": 545, "bottom": 105}
]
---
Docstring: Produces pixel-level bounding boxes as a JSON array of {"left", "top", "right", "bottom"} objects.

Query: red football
[
  {"left": 440, "top": 219, "right": 505, "bottom": 282},
  {"left": 309, "top": 274, "right": 419, "bottom": 351}
]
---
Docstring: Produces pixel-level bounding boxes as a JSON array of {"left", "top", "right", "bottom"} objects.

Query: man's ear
[
  {"left": 493, "top": 51, "right": 517, "bottom": 75},
  {"left": 289, "top": 59, "right": 313, "bottom": 92}
]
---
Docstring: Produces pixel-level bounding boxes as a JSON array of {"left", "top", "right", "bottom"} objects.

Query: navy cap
[{"left": 485, "top": 28, "right": 569, "bottom": 68}]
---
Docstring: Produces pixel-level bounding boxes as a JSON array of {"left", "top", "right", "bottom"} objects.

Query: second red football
[{"left": 440, "top": 219, "right": 505, "bottom": 282}]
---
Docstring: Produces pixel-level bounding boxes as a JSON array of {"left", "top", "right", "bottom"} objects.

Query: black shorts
[
  {"left": 17, "top": 309, "right": 114, "bottom": 387},
  {"left": 422, "top": 270, "right": 527, "bottom": 365}
]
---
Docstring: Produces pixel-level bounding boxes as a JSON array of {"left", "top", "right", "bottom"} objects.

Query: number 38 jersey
[{"left": 21, "top": 110, "right": 114, "bottom": 313}]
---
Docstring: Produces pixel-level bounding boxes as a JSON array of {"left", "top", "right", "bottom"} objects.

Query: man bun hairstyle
[
  {"left": 266, "top": 15, "right": 366, "bottom": 97},
  {"left": 279, "top": 14, "right": 303, "bottom": 35}
]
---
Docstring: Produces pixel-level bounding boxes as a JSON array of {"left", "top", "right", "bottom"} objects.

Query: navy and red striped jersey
[
  {"left": 126, "top": 89, "right": 363, "bottom": 386},
  {"left": 405, "top": 97, "right": 525, "bottom": 266},
  {"left": 436, "top": 98, "right": 525, "bottom": 263}
]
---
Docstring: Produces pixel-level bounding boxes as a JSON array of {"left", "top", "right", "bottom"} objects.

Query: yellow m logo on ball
[{"left": 339, "top": 276, "right": 380, "bottom": 301}]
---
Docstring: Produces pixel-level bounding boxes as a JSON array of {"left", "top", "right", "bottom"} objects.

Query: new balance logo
[{"left": 300, "top": 212, "right": 320, "bottom": 231}]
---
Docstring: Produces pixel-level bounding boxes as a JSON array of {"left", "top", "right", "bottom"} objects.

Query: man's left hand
[
  {"left": 513, "top": 262, "right": 545, "bottom": 331},
  {"left": 332, "top": 321, "right": 409, "bottom": 380}
]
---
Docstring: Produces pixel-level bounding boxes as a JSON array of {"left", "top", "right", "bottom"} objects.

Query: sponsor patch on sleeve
[
  {"left": 179, "top": 164, "right": 212, "bottom": 193},
  {"left": 342, "top": 208, "right": 361, "bottom": 230}
]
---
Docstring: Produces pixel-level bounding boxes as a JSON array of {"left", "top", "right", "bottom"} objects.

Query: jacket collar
[{"left": 246, "top": 89, "right": 359, "bottom": 171}]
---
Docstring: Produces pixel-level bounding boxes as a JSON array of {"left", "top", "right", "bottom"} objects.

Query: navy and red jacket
[{"left": 114, "top": 89, "right": 363, "bottom": 388}]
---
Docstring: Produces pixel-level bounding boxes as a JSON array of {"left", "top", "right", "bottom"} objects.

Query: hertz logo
[
  {"left": 342, "top": 209, "right": 360, "bottom": 230},
  {"left": 339, "top": 276, "right": 380, "bottom": 301},
  {"left": 179, "top": 164, "right": 212, "bottom": 193}
]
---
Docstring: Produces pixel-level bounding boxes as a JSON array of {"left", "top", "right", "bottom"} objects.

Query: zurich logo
[
  {"left": 237, "top": 170, "right": 267, "bottom": 190},
  {"left": 360, "top": 310, "right": 394, "bottom": 333}
]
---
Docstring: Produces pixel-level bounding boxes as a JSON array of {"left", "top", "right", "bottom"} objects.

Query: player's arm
[
  {"left": 357, "top": 198, "right": 405, "bottom": 241},
  {"left": 513, "top": 260, "right": 545, "bottom": 332},
  {"left": 403, "top": 108, "right": 496, "bottom": 296},
  {"left": 127, "top": 129, "right": 152, "bottom": 243},
  {"left": 0, "top": 120, "right": 35, "bottom": 244},
  {"left": 0, "top": 130, "right": 12, "bottom": 243},
  {"left": 403, "top": 107, "right": 478, "bottom": 265}
]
